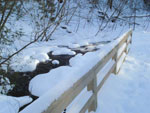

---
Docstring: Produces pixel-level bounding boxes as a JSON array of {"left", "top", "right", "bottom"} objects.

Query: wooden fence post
[
  {"left": 112, "top": 50, "right": 118, "bottom": 75},
  {"left": 130, "top": 33, "right": 132, "bottom": 44},
  {"left": 113, "top": 31, "right": 132, "bottom": 75},
  {"left": 87, "top": 74, "right": 97, "bottom": 112}
]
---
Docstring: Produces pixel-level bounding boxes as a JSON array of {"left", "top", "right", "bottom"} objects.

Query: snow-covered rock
[
  {"left": 0, "top": 95, "right": 32, "bottom": 113},
  {"left": 52, "top": 60, "right": 60, "bottom": 65},
  {"left": 52, "top": 48, "right": 76, "bottom": 55}
]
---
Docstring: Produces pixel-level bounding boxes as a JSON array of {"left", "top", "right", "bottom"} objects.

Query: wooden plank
[
  {"left": 127, "top": 35, "right": 132, "bottom": 43},
  {"left": 118, "top": 34, "right": 132, "bottom": 61},
  {"left": 88, "top": 94, "right": 97, "bottom": 112},
  {"left": 93, "top": 30, "right": 132, "bottom": 75},
  {"left": 125, "top": 41, "right": 131, "bottom": 53},
  {"left": 116, "top": 39, "right": 132, "bottom": 74},
  {"left": 113, "top": 30, "right": 132, "bottom": 74},
  {"left": 116, "top": 54, "right": 127, "bottom": 74},
  {"left": 97, "top": 63, "right": 115, "bottom": 92},
  {"left": 117, "top": 30, "right": 132, "bottom": 49},
  {"left": 117, "top": 43, "right": 127, "bottom": 60},
  {"left": 94, "top": 47, "right": 117, "bottom": 74},
  {"left": 79, "top": 94, "right": 95, "bottom": 113},
  {"left": 87, "top": 76, "right": 97, "bottom": 112},
  {"left": 43, "top": 67, "right": 97, "bottom": 113}
]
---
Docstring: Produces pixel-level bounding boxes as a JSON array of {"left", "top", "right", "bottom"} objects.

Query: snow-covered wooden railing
[{"left": 20, "top": 30, "right": 132, "bottom": 113}]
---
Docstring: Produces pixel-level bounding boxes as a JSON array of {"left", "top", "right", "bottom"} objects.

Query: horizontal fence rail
[{"left": 21, "top": 30, "right": 132, "bottom": 113}]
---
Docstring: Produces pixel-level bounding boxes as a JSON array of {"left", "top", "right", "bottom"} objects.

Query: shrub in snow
[{"left": 0, "top": 75, "right": 14, "bottom": 94}]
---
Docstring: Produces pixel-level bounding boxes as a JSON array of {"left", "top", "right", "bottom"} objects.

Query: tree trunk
[{"left": 107, "top": 0, "right": 113, "bottom": 9}]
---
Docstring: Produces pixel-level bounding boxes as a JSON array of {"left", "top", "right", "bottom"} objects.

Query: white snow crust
[{"left": 0, "top": 95, "right": 32, "bottom": 113}]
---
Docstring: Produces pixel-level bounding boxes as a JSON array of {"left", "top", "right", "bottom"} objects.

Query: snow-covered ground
[
  {"left": 1, "top": 1, "right": 150, "bottom": 113},
  {"left": 1, "top": 28, "right": 150, "bottom": 113},
  {"left": 90, "top": 29, "right": 150, "bottom": 113},
  {"left": 0, "top": 95, "right": 32, "bottom": 113},
  {"left": 20, "top": 28, "right": 150, "bottom": 113}
]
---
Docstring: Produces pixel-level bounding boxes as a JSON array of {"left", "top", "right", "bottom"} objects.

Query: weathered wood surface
[{"left": 97, "top": 62, "right": 116, "bottom": 92}]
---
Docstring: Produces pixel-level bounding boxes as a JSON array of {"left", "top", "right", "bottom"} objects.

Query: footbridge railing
[{"left": 20, "top": 30, "right": 132, "bottom": 113}]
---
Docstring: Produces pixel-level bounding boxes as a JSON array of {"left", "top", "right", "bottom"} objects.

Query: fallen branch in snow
[{"left": 123, "top": 15, "right": 150, "bottom": 18}]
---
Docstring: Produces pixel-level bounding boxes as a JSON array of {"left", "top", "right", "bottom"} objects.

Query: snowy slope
[{"left": 90, "top": 29, "right": 150, "bottom": 113}]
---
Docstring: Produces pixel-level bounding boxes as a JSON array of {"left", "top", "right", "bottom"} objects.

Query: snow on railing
[{"left": 20, "top": 30, "right": 132, "bottom": 113}]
